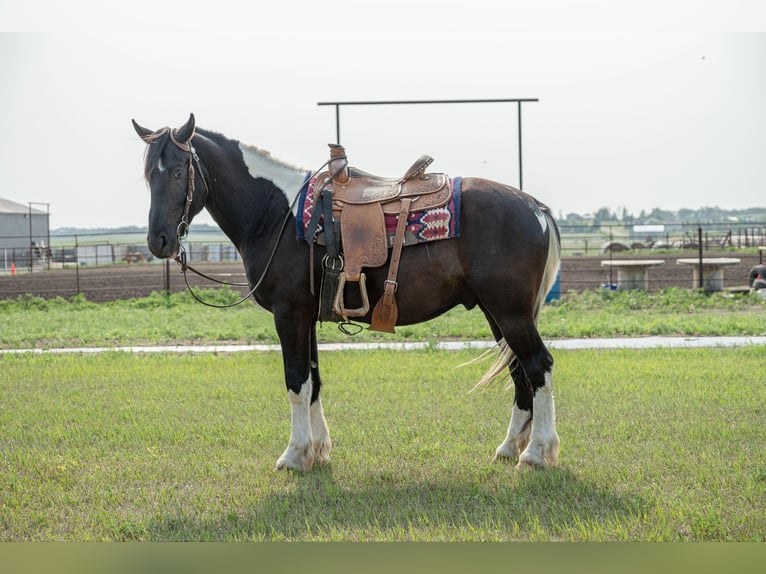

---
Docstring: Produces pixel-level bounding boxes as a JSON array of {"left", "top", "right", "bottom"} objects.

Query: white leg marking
[
  {"left": 493, "top": 404, "right": 532, "bottom": 462},
  {"left": 518, "top": 371, "right": 560, "bottom": 469},
  {"left": 275, "top": 377, "right": 315, "bottom": 471},
  {"left": 310, "top": 396, "right": 332, "bottom": 464}
]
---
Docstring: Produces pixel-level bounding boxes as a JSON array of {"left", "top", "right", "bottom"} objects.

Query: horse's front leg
[
  {"left": 309, "top": 323, "right": 332, "bottom": 463},
  {"left": 273, "top": 311, "right": 330, "bottom": 472}
]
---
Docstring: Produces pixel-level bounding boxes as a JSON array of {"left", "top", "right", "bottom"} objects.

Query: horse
[{"left": 132, "top": 113, "right": 562, "bottom": 472}]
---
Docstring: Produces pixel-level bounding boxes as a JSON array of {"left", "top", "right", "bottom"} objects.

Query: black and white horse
[{"left": 132, "top": 114, "right": 561, "bottom": 471}]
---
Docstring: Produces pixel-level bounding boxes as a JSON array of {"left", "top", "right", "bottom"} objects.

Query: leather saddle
[{"left": 309, "top": 144, "right": 451, "bottom": 332}]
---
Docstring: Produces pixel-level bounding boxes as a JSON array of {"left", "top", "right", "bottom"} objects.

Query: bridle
[
  {"left": 144, "top": 127, "right": 333, "bottom": 309},
  {"left": 167, "top": 128, "right": 208, "bottom": 244},
  {"left": 167, "top": 127, "right": 272, "bottom": 308}
]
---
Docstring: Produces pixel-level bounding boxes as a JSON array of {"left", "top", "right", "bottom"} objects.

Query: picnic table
[
  {"left": 600, "top": 259, "right": 665, "bottom": 290},
  {"left": 676, "top": 257, "right": 741, "bottom": 292}
]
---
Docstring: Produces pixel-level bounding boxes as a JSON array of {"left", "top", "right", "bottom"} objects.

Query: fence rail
[
  {"left": 1, "top": 225, "right": 765, "bottom": 301},
  {"left": 558, "top": 222, "right": 766, "bottom": 256}
]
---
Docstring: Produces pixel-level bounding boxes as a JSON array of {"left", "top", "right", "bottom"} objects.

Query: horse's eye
[{"left": 173, "top": 167, "right": 184, "bottom": 179}]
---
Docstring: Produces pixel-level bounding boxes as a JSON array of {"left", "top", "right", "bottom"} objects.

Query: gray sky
[{"left": 1, "top": 1, "right": 765, "bottom": 229}]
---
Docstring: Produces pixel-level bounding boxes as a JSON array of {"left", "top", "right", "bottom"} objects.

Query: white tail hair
[{"left": 467, "top": 209, "right": 561, "bottom": 393}]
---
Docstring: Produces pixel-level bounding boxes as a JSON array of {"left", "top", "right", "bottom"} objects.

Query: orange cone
[{"left": 10, "top": 262, "right": 15, "bottom": 275}]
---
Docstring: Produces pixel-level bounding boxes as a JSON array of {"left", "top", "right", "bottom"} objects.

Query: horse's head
[{"left": 132, "top": 113, "right": 208, "bottom": 259}]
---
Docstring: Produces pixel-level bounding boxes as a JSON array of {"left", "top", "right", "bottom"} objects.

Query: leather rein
[{"left": 160, "top": 128, "right": 333, "bottom": 309}]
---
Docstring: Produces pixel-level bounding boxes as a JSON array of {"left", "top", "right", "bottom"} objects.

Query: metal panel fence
[
  {"left": 0, "top": 230, "right": 242, "bottom": 273},
  {"left": 0, "top": 224, "right": 764, "bottom": 301},
  {"left": 558, "top": 221, "right": 766, "bottom": 256}
]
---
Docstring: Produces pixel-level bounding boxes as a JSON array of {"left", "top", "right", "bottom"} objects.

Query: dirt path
[{"left": 0, "top": 252, "right": 761, "bottom": 302}]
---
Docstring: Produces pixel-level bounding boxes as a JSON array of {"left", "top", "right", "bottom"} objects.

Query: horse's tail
[
  {"left": 534, "top": 209, "right": 562, "bottom": 321},
  {"left": 468, "top": 209, "right": 561, "bottom": 392}
]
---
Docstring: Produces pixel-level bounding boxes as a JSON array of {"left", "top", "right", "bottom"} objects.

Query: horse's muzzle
[{"left": 147, "top": 230, "right": 179, "bottom": 259}]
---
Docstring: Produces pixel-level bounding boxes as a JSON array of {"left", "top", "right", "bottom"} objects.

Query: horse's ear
[
  {"left": 174, "top": 113, "right": 196, "bottom": 143},
  {"left": 132, "top": 119, "right": 154, "bottom": 142}
]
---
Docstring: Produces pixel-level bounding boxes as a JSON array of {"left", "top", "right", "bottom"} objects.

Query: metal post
[
  {"left": 74, "top": 235, "right": 81, "bottom": 296},
  {"left": 518, "top": 101, "right": 524, "bottom": 190},
  {"left": 46, "top": 203, "right": 51, "bottom": 270},
  {"left": 608, "top": 226, "right": 614, "bottom": 287},
  {"left": 164, "top": 259, "right": 171, "bottom": 298},
  {"left": 697, "top": 226, "right": 703, "bottom": 290},
  {"left": 335, "top": 104, "right": 341, "bottom": 145},
  {"left": 318, "top": 98, "right": 537, "bottom": 189},
  {"left": 27, "top": 203, "right": 33, "bottom": 272}
]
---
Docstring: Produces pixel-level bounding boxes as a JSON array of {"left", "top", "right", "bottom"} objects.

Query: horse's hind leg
[
  {"left": 482, "top": 313, "right": 533, "bottom": 461},
  {"left": 494, "top": 320, "right": 559, "bottom": 469},
  {"left": 493, "top": 363, "right": 534, "bottom": 462},
  {"left": 517, "top": 346, "right": 559, "bottom": 469}
]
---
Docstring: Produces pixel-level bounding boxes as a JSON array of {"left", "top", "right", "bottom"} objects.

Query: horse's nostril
[{"left": 147, "top": 231, "right": 175, "bottom": 258}]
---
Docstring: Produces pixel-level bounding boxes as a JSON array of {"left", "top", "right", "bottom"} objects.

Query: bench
[
  {"left": 600, "top": 259, "right": 665, "bottom": 290},
  {"left": 676, "top": 257, "right": 741, "bottom": 292},
  {"left": 308, "top": 144, "right": 451, "bottom": 332}
]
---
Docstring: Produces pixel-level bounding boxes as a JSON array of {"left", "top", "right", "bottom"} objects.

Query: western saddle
[{"left": 307, "top": 144, "right": 451, "bottom": 333}]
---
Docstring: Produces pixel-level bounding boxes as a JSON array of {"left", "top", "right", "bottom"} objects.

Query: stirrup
[{"left": 333, "top": 272, "right": 370, "bottom": 318}]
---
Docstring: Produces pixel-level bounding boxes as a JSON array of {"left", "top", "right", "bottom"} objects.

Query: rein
[{"left": 162, "top": 127, "right": 331, "bottom": 308}]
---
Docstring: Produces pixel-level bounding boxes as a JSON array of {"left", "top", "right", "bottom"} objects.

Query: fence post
[
  {"left": 697, "top": 226, "right": 703, "bottom": 290},
  {"left": 607, "top": 226, "right": 614, "bottom": 286},
  {"left": 74, "top": 235, "right": 81, "bottom": 296},
  {"left": 164, "top": 259, "right": 171, "bottom": 298}
]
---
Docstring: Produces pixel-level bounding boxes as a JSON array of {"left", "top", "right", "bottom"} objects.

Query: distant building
[{"left": 0, "top": 197, "right": 50, "bottom": 272}]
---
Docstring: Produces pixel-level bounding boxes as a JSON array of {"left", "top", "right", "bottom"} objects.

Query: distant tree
[
  {"left": 648, "top": 207, "right": 675, "bottom": 221},
  {"left": 593, "top": 207, "right": 615, "bottom": 224},
  {"left": 553, "top": 205, "right": 765, "bottom": 227},
  {"left": 678, "top": 208, "right": 696, "bottom": 221}
]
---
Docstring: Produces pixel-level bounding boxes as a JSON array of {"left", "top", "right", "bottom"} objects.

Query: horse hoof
[
  {"left": 515, "top": 457, "right": 545, "bottom": 470},
  {"left": 493, "top": 438, "right": 527, "bottom": 463},
  {"left": 492, "top": 450, "right": 516, "bottom": 464},
  {"left": 517, "top": 446, "right": 559, "bottom": 470},
  {"left": 313, "top": 439, "right": 332, "bottom": 464},
  {"left": 275, "top": 445, "right": 314, "bottom": 472}
]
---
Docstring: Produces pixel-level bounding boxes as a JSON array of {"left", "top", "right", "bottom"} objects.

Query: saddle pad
[{"left": 297, "top": 176, "right": 462, "bottom": 245}]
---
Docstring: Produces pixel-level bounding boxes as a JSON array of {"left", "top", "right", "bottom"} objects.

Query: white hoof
[
  {"left": 516, "top": 434, "right": 560, "bottom": 470},
  {"left": 493, "top": 435, "right": 529, "bottom": 463},
  {"left": 310, "top": 398, "right": 332, "bottom": 464},
  {"left": 275, "top": 443, "right": 314, "bottom": 472},
  {"left": 313, "top": 437, "right": 332, "bottom": 464}
]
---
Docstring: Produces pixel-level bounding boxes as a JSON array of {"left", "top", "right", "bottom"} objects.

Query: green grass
[
  {"left": 1, "top": 288, "right": 764, "bottom": 349},
  {"left": 1, "top": 346, "right": 764, "bottom": 541},
  {"left": 2, "top": 287, "right": 764, "bottom": 541}
]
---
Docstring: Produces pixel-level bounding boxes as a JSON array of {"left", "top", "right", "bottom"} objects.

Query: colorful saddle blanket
[{"left": 296, "top": 176, "right": 462, "bottom": 246}]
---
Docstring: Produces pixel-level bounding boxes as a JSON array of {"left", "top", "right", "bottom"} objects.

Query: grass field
[
  {"left": 1, "top": 288, "right": 764, "bottom": 541},
  {"left": 1, "top": 345, "right": 764, "bottom": 541},
  {"left": 1, "top": 287, "right": 764, "bottom": 349}
]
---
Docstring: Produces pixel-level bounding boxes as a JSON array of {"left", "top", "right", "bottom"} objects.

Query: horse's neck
[
  {"left": 200, "top": 137, "right": 306, "bottom": 251},
  {"left": 236, "top": 143, "right": 308, "bottom": 215}
]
